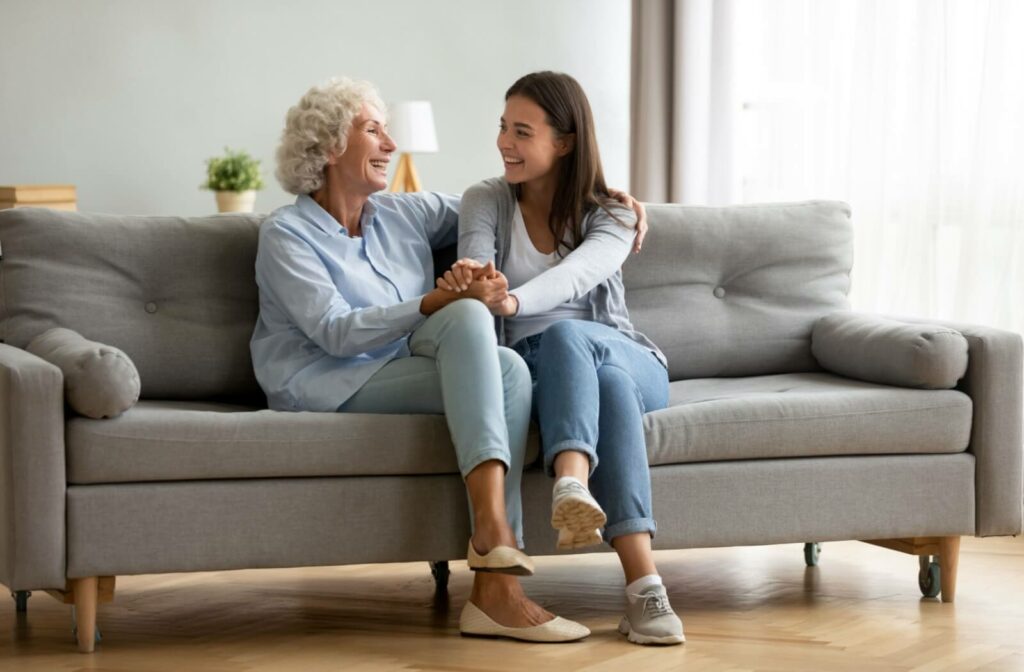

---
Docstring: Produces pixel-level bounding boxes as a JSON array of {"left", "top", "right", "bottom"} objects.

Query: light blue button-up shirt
[{"left": 251, "top": 192, "right": 459, "bottom": 411}]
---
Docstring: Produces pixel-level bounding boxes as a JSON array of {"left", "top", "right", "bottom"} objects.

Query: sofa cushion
[
  {"left": 0, "top": 207, "right": 263, "bottom": 400},
  {"left": 26, "top": 327, "right": 141, "bottom": 419},
  {"left": 645, "top": 372, "right": 972, "bottom": 466},
  {"left": 66, "top": 400, "right": 542, "bottom": 484},
  {"left": 622, "top": 201, "right": 853, "bottom": 380},
  {"left": 811, "top": 312, "right": 969, "bottom": 389},
  {"left": 68, "top": 373, "right": 969, "bottom": 484}
]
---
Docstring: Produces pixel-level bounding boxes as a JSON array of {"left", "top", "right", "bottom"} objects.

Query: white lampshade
[{"left": 388, "top": 101, "right": 439, "bottom": 153}]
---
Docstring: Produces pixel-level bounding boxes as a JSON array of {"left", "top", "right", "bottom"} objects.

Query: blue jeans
[
  {"left": 339, "top": 299, "right": 531, "bottom": 547},
  {"left": 513, "top": 320, "right": 669, "bottom": 543}
]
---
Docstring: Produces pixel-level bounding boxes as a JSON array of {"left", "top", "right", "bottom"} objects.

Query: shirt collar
[{"left": 296, "top": 194, "right": 378, "bottom": 238}]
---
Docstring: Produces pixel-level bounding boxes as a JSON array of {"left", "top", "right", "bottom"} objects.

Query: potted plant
[{"left": 201, "top": 147, "right": 265, "bottom": 213}]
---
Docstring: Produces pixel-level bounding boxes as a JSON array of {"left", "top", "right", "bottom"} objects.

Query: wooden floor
[{"left": 3, "top": 536, "right": 1023, "bottom": 671}]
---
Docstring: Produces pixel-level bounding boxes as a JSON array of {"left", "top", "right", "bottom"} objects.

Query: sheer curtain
[{"left": 727, "top": 0, "right": 1024, "bottom": 333}]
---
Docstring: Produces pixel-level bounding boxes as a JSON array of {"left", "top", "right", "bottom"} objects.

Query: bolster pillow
[
  {"left": 811, "top": 312, "right": 969, "bottom": 389},
  {"left": 26, "top": 327, "right": 141, "bottom": 418}
]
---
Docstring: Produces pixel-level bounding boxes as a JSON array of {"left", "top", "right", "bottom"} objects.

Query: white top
[{"left": 504, "top": 203, "right": 590, "bottom": 345}]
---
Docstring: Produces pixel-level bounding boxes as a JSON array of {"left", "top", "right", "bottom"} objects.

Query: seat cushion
[
  {"left": 68, "top": 373, "right": 969, "bottom": 484},
  {"left": 645, "top": 372, "right": 972, "bottom": 466},
  {"left": 67, "top": 400, "right": 541, "bottom": 484}
]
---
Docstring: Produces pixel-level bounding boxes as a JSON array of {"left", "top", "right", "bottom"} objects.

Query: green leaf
[{"left": 200, "top": 147, "right": 265, "bottom": 191}]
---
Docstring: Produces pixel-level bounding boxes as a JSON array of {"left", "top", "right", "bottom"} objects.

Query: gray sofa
[{"left": 1, "top": 201, "right": 1021, "bottom": 653}]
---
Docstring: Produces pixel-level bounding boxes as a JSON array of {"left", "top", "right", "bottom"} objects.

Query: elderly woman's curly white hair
[{"left": 275, "top": 77, "right": 387, "bottom": 195}]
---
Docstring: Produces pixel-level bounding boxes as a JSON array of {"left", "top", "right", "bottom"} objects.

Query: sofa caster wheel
[
  {"left": 70, "top": 606, "right": 103, "bottom": 644},
  {"left": 803, "top": 543, "right": 821, "bottom": 567},
  {"left": 430, "top": 561, "right": 450, "bottom": 593},
  {"left": 12, "top": 590, "right": 31, "bottom": 613},
  {"left": 918, "top": 555, "right": 941, "bottom": 598}
]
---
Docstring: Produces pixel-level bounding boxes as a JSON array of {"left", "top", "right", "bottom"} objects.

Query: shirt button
[
  {"left": 145, "top": 302, "right": 158, "bottom": 313},
  {"left": 713, "top": 287, "right": 726, "bottom": 299}
]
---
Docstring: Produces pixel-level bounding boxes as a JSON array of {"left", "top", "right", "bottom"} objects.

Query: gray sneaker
[{"left": 618, "top": 584, "right": 685, "bottom": 645}]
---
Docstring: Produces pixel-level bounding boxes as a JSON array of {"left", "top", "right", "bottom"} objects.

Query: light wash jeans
[
  {"left": 513, "top": 319, "right": 669, "bottom": 543},
  {"left": 339, "top": 299, "right": 531, "bottom": 547}
]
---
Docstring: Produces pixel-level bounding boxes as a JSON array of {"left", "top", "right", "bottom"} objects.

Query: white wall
[{"left": 0, "top": 0, "right": 631, "bottom": 215}]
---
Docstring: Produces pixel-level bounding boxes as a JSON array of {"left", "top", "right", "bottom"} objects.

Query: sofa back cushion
[
  {"left": 624, "top": 201, "right": 853, "bottom": 380},
  {"left": 0, "top": 208, "right": 263, "bottom": 400},
  {"left": 0, "top": 200, "right": 854, "bottom": 399}
]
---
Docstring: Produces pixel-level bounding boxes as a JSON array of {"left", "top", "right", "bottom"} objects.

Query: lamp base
[{"left": 389, "top": 153, "right": 423, "bottom": 192}]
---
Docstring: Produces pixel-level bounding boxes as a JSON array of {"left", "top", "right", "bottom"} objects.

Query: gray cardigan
[{"left": 458, "top": 177, "right": 667, "bottom": 367}]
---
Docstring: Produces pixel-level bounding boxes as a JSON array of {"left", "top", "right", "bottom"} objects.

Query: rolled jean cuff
[
  {"left": 604, "top": 517, "right": 657, "bottom": 543},
  {"left": 543, "top": 440, "right": 599, "bottom": 477},
  {"left": 461, "top": 447, "right": 510, "bottom": 479}
]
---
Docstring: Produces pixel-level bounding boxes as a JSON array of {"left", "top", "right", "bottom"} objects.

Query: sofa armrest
[
  {"left": 0, "top": 343, "right": 67, "bottom": 591},
  {"left": 887, "top": 315, "right": 1023, "bottom": 536}
]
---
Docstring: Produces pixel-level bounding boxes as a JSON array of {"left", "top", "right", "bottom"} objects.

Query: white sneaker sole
[
  {"left": 556, "top": 527, "right": 603, "bottom": 550},
  {"left": 551, "top": 493, "right": 607, "bottom": 533},
  {"left": 618, "top": 617, "right": 685, "bottom": 646}
]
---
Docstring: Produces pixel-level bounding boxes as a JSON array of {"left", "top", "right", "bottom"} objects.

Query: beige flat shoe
[
  {"left": 459, "top": 601, "right": 590, "bottom": 643},
  {"left": 467, "top": 541, "right": 535, "bottom": 576}
]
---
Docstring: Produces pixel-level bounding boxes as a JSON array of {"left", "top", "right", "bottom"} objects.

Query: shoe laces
[
  {"left": 557, "top": 479, "right": 592, "bottom": 498},
  {"left": 639, "top": 592, "right": 673, "bottom": 619}
]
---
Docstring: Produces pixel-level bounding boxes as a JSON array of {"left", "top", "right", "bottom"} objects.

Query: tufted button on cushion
[
  {"left": 145, "top": 302, "right": 158, "bottom": 314},
  {"left": 713, "top": 286, "right": 726, "bottom": 299}
]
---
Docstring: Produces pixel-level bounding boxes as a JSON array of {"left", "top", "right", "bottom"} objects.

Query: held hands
[
  {"left": 608, "top": 188, "right": 648, "bottom": 254},
  {"left": 436, "top": 259, "right": 518, "bottom": 316}
]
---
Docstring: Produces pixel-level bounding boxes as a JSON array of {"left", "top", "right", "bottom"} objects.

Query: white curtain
[{"left": 727, "top": 0, "right": 1024, "bottom": 333}]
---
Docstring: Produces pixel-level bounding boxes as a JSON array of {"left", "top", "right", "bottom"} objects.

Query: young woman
[{"left": 443, "top": 71, "right": 685, "bottom": 645}]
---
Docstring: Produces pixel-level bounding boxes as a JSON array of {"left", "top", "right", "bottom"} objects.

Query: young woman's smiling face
[{"left": 497, "top": 95, "right": 571, "bottom": 186}]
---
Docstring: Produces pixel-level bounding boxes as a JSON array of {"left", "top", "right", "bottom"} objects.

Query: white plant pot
[{"left": 215, "top": 190, "right": 256, "bottom": 213}]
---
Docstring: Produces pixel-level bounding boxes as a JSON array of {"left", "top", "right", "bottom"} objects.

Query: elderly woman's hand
[
  {"left": 437, "top": 257, "right": 493, "bottom": 292},
  {"left": 608, "top": 188, "right": 648, "bottom": 254}
]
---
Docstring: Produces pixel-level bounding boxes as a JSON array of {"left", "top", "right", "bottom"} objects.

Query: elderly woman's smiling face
[{"left": 329, "top": 102, "right": 396, "bottom": 195}]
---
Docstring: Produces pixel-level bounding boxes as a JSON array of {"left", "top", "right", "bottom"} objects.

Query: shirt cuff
[{"left": 393, "top": 297, "right": 429, "bottom": 331}]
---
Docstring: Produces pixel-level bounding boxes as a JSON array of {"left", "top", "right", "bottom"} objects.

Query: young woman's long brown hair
[{"left": 505, "top": 71, "right": 628, "bottom": 257}]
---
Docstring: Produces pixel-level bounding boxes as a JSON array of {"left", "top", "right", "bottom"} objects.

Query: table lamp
[{"left": 388, "top": 101, "right": 438, "bottom": 192}]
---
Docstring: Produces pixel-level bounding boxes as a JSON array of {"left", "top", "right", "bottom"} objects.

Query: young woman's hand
[
  {"left": 463, "top": 265, "right": 509, "bottom": 311},
  {"left": 608, "top": 188, "right": 648, "bottom": 254},
  {"left": 437, "top": 257, "right": 493, "bottom": 292},
  {"left": 491, "top": 294, "right": 519, "bottom": 317}
]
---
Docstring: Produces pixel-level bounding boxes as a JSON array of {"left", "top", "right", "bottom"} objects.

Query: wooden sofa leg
[
  {"left": 862, "top": 536, "right": 961, "bottom": 602},
  {"left": 939, "top": 535, "right": 960, "bottom": 603},
  {"left": 71, "top": 577, "right": 98, "bottom": 653}
]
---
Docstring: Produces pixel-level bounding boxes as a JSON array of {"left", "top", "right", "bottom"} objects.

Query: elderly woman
[{"left": 250, "top": 77, "right": 591, "bottom": 642}]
